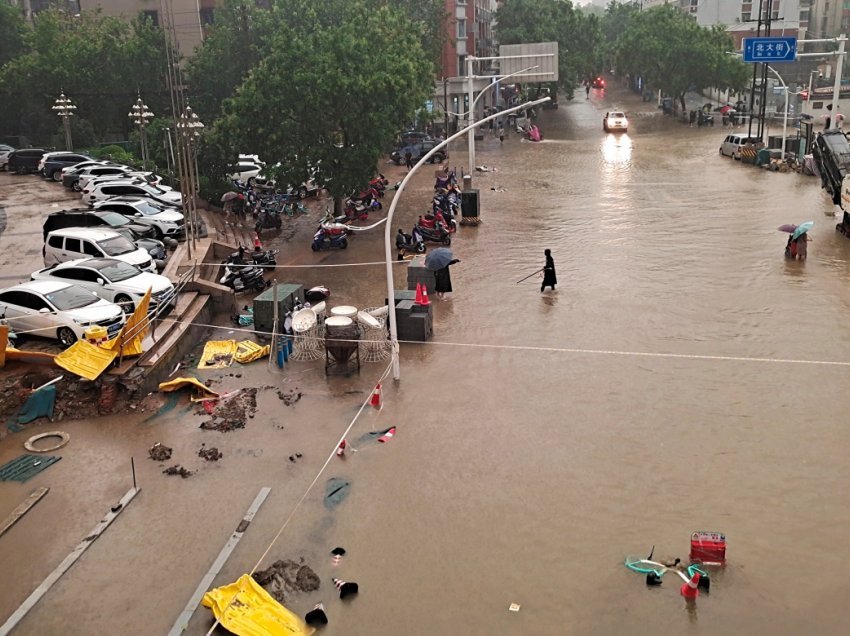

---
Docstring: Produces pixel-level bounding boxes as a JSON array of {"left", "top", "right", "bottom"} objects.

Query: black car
[
  {"left": 43, "top": 209, "right": 156, "bottom": 242},
  {"left": 390, "top": 139, "right": 447, "bottom": 165},
  {"left": 7, "top": 148, "right": 46, "bottom": 174},
  {"left": 40, "top": 153, "right": 93, "bottom": 180}
]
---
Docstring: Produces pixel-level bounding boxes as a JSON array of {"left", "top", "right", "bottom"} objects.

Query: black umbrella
[{"left": 424, "top": 247, "right": 454, "bottom": 271}]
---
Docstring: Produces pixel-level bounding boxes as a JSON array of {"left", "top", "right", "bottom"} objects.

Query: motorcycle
[
  {"left": 338, "top": 198, "right": 372, "bottom": 222},
  {"left": 413, "top": 218, "right": 451, "bottom": 246},
  {"left": 698, "top": 111, "right": 714, "bottom": 127},
  {"left": 369, "top": 174, "right": 389, "bottom": 197},
  {"left": 312, "top": 223, "right": 349, "bottom": 251},
  {"left": 225, "top": 246, "right": 279, "bottom": 269},
  {"left": 220, "top": 262, "right": 268, "bottom": 293},
  {"left": 254, "top": 206, "right": 282, "bottom": 233},
  {"left": 396, "top": 228, "right": 426, "bottom": 259}
]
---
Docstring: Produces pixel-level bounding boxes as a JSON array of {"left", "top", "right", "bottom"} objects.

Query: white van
[
  {"left": 720, "top": 134, "right": 762, "bottom": 160},
  {"left": 44, "top": 228, "right": 156, "bottom": 272}
]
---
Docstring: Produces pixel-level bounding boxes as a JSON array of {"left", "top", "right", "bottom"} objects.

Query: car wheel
[
  {"left": 57, "top": 327, "right": 77, "bottom": 347},
  {"left": 114, "top": 294, "right": 135, "bottom": 314},
  {"left": 72, "top": 181, "right": 81, "bottom": 192},
  {"left": 51, "top": 170, "right": 62, "bottom": 182},
  {"left": 152, "top": 226, "right": 165, "bottom": 240}
]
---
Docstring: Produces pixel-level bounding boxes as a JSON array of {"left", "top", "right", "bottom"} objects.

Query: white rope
[{"left": 204, "top": 360, "right": 393, "bottom": 635}]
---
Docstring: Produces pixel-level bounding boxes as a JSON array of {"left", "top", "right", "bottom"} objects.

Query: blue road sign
[{"left": 742, "top": 37, "right": 797, "bottom": 63}]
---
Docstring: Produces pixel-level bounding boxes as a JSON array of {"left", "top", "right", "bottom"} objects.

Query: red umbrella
[{"left": 777, "top": 223, "right": 797, "bottom": 233}]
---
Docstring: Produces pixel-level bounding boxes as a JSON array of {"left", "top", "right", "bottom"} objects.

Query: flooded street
[{"left": 2, "top": 81, "right": 850, "bottom": 635}]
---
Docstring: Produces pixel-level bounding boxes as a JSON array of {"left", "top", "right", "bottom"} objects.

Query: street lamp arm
[
  {"left": 383, "top": 96, "right": 551, "bottom": 380},
  {"left": 447, "top": 66, "right": 540, "bottom": 117}
]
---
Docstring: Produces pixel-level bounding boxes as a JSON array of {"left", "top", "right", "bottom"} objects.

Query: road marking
[
  {"left": 0, "top": 487, "right": 140, "bottom": 635},
  {"left": 168, "top": 486, "right": 272, "bottom": 636}
]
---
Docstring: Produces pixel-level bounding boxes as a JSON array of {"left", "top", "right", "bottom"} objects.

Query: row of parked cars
[{"left": 0, "top": 147, "right": 184, "bottom": 348}]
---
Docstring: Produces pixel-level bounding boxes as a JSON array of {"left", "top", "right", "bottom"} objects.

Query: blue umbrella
[
  {"left": 792, "top": 221, "right": 814, "bottom": 240},
  {"left": 424, "top": 247, "right": 454, "bottom": 271}
]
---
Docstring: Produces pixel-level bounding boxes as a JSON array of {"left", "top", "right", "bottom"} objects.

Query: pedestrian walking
[
  {"left": 823, "top": 104, "right": 833, "bottom": 131},
  {"left": 498, "top": 125, "right": 505, "bottom": 144},
  {"left": 585, "top": 82, "right": 590, "bottom": 99},
  {"left": 404, "top": 148, "right": 414, "bottom": 171},
  {"left": 540, "top": 249, "right": 557, "bottom": 292}
]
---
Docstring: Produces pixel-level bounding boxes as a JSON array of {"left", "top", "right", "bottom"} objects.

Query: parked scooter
[
  {"left": 413, "top": 217, "right": 451, "bottom": 246},
  {"left": 254, "top": 206, "right": 282, "bottom": 233},
  {"left": 396, "top": 228, "right": 426, "bottom": 259},
  {"left": 369, "top": 174, "right": 389, "bottom": 197},
  {"left": 220, "top": 261, "right": 268, "bottom": 293},
  {"left": 312, "top": 223, "right": 349, "bottom": 251}
]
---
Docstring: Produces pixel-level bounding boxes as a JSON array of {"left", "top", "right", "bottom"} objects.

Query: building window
[
  {"left": 457, "top": 19, "right": 466, "bottom": 39},
  {"left": 742, "top": 12, "right": 751, "bottom": 21},
  {"left": 199, "top": 8, "right": 214, "bottom": 25},
  {"left": 457, "top": 0, "right": 467, "bottom": 4},
  {"left": 458, "top": 55, "right": 467, "bottom": 75},
  {"left": 141, "top": 10, "right": 159, "bottom": 27}
]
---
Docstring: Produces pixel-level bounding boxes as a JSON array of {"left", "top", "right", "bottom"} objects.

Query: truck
[{"left": 811, "top": 129, "right": 850, "bottom": 235}]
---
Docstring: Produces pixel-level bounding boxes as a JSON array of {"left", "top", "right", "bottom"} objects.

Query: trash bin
[{"left": 756, "top": 148, "right": 771, "bottom": 166}]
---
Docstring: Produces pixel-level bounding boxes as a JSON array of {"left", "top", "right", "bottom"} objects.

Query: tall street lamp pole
[
  {"left": 383, "top": 96, "right": 550, "bottom": 381},
  {"left": 175, "top": 105, "right": 204, "bottom": 255},
  {"left": 52, "top": 91, "right": 76, "bottom": 151},
  {"left": 129, "top": 95, "right": 155, "bottom": 170}
]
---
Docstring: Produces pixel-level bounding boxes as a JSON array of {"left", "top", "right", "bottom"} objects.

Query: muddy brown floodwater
[{"left": 2, "top": 80, "right": 850, "bottom": 635}]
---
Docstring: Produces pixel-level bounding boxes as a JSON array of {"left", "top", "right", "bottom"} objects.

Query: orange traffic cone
[
  {"left": 680, "top": 572, "right": 700, "bottom": 600},
  {"left": 414, "top": 283, "right": 424, "bottom": 305},
  {"left": 336, "top": 439, "right": 346, "bottom": 457},
  {"left": 420, "top": 286, "right": 431, "bottom": 306},
  {"left": 378, "top": 426, "right": 396, "bottom": 443},
  {"left": 370, "top": 383, "right": 382, "bottom": 409},
  {"left": 253, "top": 233, "right": 262, "bottom": 249}
]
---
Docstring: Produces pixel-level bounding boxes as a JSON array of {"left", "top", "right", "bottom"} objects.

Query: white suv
[
  {"left": 93, "top": 197, "right": 184, "bottom": 239},
  {"left": 82, "top": 180, "right": 182, "bottom": 206},
  {"left": 31, "top": 258, "right": 175, "bottom": 313}
]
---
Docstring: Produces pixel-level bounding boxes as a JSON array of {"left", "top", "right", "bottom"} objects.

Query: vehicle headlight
[{"left": 72, "top": 318, "right": 93, "bottom": 326}]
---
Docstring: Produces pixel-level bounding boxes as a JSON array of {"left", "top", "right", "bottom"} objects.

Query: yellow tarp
[
  {"left": 202, "top": 574, "right": 314, "bottom": 636},
  {"left": 234, "top": 340, "right": 270, "bottom": 364},
  {"left": 158, "top": 376, "right": 220, "bottom": 400},
  {"left": 54, "top": 340, "right": 118, "bottom": 381},
  {"left": 101, "top": 288, "right": 152, "bottom": 357},
  {"left": 198, "top": 340, "right": 238, "bottom": 369}
]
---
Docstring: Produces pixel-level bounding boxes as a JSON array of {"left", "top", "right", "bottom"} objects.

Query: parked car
[
  {"left": 82, "top": 179, "right": 182, "bottom": 206},
  {"left": 31, "top": 258, "right": 175, "bottom": 314},
  {"left": 76, "top": 165, "right": 137, "bottom": 191},
  {"left": 43, "top": 209, "right": 155, "bottom": 240},
  {"left": 227, "top": 160, "right": 264, "bottom": 183},
  {"left": 83, "top": 172, "right": 163, "bottom": 194},
  {"left": 591, "top": 76, "right": 605, "bottom": 89},
  {"left": 719, "top": 133, "right": 762, "bottom": 160},
  {"left": 603, "top": 111, "right": 629, "bottom": 133},
  {"left": 6, "top": 148, "right": 46, "bottom": 174},
  {"left": 390, "top": 139, "right": 447, "bottom": 165},
  {"left": 93, "top": 196, "right": 185, "bottom": 239},
  {"left": 812, "top": 129, "right": 850, "bottom": 205},
  {"left": 38, "top": 152, "right": 93, "bottom": 180},
  {"left": 0, "top": 144, "right": 14, "bottom": 171},
  {"left": 44, "top": 227, "right": 156, "bottom": 272},
  {"left": 0, "top": 279, "right": 125, "bottom": 347},
  {"left": 62, "top": 163, "right": 128, "bottom": 191}
]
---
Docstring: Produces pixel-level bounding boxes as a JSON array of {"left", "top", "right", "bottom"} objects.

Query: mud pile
[
  {"left": 200, "top": 387, "right": 258, "bottom": 432},
  {"left": 198, "top": 445, "right": 223, "bottom": 461},
  {"left": 163, "top": 465, "right": 193, "bottom": 478},
  {"left": 149, "top": 443, "right": 173, "bottom": 461},
  {"left": 252, "top": 559, "right": 320, "bottom": 603}
]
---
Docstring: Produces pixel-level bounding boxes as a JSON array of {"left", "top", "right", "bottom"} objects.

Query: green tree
[
  {"left": 382, "top": 0, "right": 447, "bottom": 68},
  {"left": 0, "top": 3, "right": 28, "bottom": 69},
  {"left": 598, "top": 1, "right": 639, "bottom": 70},
  {"left": 613, "top": 5, "right": 747, "bottom": 111},
  {"left": 212, "top": 0, "right": 434, "bottom": 207},
  {"left": 495, "top": 0, "right": 601, "bottom": 98},
  {"left": 0, "top": 9, "right": 169, "bottom": 144}
]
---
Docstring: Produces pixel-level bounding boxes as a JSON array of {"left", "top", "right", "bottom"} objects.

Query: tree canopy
[
  {"left": 209, "top": 0, "right": 435, "bottom": 203},
  {"left": 612, "top": 4, "right": 748, "bottom": 110},
  {"left": 0, "top": 9, "right": 169, "bottom": 144},
  {"left": 495, "top": 0, "right": 601, "bottom": 97}
]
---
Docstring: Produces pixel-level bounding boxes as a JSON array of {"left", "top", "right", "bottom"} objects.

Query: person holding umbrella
[
  {"left": 778, "top": 222, "right": 813, "bottom": 261},
  {"left": 425, "top": 247, "right": 460, "bottom": 300}
]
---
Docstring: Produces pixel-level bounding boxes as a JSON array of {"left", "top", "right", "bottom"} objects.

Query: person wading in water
[{"left": 541, "top": 249, "right": 557, "bottom": 292}]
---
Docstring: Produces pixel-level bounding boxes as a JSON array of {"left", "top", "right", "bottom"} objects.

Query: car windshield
[
  {"left": 44, "top": 286, "right": 98, "bottom": 310},
  {"left": 98, "top": 235, "right": 136, "bottom": 256},
  {"left": 135, "top": 201, "right": 167, "bottom": 215},
  {"left": 98, "top": 212, "right": 130, "bottom": 227},
  {"left": 610, "top": 112, "right": 625, "bottom": 118},
  {"left": 96, "top": 260, "right": 139, "bottom": 282},
  {"left": 143, "top": 184, "right": 167, "bottom": 195}
]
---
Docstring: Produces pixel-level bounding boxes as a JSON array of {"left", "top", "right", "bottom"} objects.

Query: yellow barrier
[
  {"left": 202, "top": 574, "right": 315, "bottom": 636},
  {"left": 235, "top": 340, "right": 270, "bottom": 364}
]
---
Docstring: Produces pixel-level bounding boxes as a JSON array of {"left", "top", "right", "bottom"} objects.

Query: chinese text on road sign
[{"left": 742, "top": 37, "right": 798, "bottom": 63}]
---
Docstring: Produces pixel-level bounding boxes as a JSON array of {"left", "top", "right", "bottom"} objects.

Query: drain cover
[{"left": 0, "top": 454, "right": 61, "bottom": 482}]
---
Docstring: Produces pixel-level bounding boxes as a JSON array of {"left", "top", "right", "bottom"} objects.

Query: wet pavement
[{"left": 2, "top": 79, "right": 850, "bottom": 635}]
